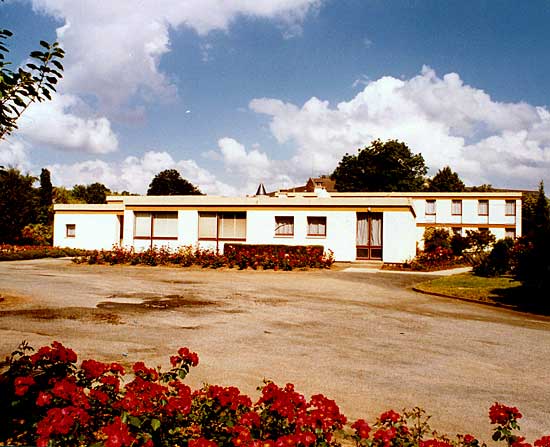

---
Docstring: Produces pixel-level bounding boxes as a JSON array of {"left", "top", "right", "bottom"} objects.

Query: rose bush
[
  {"left": 73, "top": 245, "right": 334, "bottom": 270},
  {"left": 0, "top": 342, "right": 548, "bottom": 447}
]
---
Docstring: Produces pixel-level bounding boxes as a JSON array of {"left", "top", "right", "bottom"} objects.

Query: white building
[{"left": 53, "top": 191, "right": 522, "bottom": 263}]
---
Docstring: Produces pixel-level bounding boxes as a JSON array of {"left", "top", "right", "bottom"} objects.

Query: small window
[
  {"left": 478, "top": 200, "right": 489, "bottom": 216},
  {"left": 505, "top": 228, "right": 516, "bottom": 239},
  {"left": 66, "top": 224, "right": 76, "bottom": 238},
  {"left": 134, "top": 212, "right": 152, "bottom": 238},
  {"left": 153, "top": 212, "right": 178, "bottom": 238},
  {"left": 275, "top": 216, "right": 294, "bottom": 236},
  {"left": 505, "top": 200, "right": 516, "bottom": 216},
  {"left": 198, "top": 212, "right": 217, "bottom": 239},
  {"left": 425, "top": 200, "right": 436, "bottom": 216},
  {"left": 451, "top": 200, "right": 462, "bottom": 216},
  {"left": 307, "top": 216, "right": 327, "bottom": 236},
  {"left": 218, "top": 212, "right": 246, "bottom": 239}
]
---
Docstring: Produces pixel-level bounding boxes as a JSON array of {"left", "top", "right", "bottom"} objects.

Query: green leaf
[
  {"left": 151, "top": 418, "right": 161, "bottom": 431},
  {"left": 29, "top": 51, "right": 44, "bottom": 58},
  {"left": 128, "top": 415, "right": 142, "bottom": 428},
  {"left": 52, "top": 60, "right": 64, "bottom": 70},
  {"left": 0, "top": 29, "right": 14, "bottom": 37},
  {"left": 39, "top": 40, "right": 50, "bottom": 49},
  {"left": 46, "top": 76, "right": 58, "bottom": 84},
  {"left": 26, "top": 63, "right": 39, "bottom": 70}
]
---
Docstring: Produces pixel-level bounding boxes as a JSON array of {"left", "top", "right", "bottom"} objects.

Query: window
[
  {"left": 198, "top": 212, "right": 246, "bottom": 240},
  {"left": 478, "top": 200, "right": 489, "bottom": 216},
  {"left": 66, "top": 224, "right": 76, "bottom": 238},
  {"left": 134, "top": 212, "right": 178, "bottom": 239},
  {"left": 505, "top": 228, "right": 516, "bottom": 239},
  {"left": 451, "top": 200, "right": 462, "bottom": 215},
  {"left": 425, "top": 200, "right": 436, "bottom": 216},
  {"left": 307, "top": 216, "right": 327, "bottom": 236},
  {"left": 275, "top": 216, "right": 294, "bottom": 236},
  {"left": 505, "top": 200, "right": 516, "bottom": 216}
]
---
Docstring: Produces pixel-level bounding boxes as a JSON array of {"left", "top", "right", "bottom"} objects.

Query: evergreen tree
[
  {"left": 38, "top": 168, "right": 53, "bottom": 225},
  {"left": 0, "top": 168, "right": 37, "bottom": 243}
]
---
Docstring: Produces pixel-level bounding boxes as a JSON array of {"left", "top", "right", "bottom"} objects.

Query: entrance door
[{"left": 356, "top": 213, "right": 383, "bottom": 260}]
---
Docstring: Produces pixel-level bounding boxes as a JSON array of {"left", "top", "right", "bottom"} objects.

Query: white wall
[
  {"left": 382, "top": 211, "right": 417, "bottom": 263},
  {"left": 246, "top": 210, "right": 358, "bottom": 261},
  {"left": 54, "top": 213, "right": 120, "bottom": 250}
]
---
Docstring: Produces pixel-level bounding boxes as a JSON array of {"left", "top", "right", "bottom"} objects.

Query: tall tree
[
  {"left": 331, "top": 139, "right": 427, "bottom": 192},
  {"left": 38, "top": 168, "right": 53, "bottom": 224},
  {"left": 426, "top": 166, "right": 465, "bottom": 192},
  {"left": 0, "top": 168, "right": 37, "bottom": 243},
  {"left": 71, "top": 183, "right": 110, "bottom": 204},
  {"left": 0, "top": 29, "right": 65, "bottom": 140},
  {"left": 147, "top": 169, "right": 202, "bottom": 196}
]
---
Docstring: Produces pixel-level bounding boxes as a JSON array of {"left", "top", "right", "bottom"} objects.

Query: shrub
[
  {"left": 423, "top": 228, "right": 451, "bottom": 253},
  {"left": 472, "top": 238, "right": 514, "bottom": 277},
  {"left": 450, "top": 233, "right": 470, "bottom": 257},
  {"left": 73, "top": 244, "right": 335, "bottom": 271},
  {"left": 465, "top": 229, "right": 496, "bottom": 254},
  {"left": 1, "top": 341, "right": 549, "bottom": 447},
  {"left": 0, "top": 244, "right": 86, "bottom": 261},
  {"left": 20, "top": 223, "right": 53, "bottom": 245}
]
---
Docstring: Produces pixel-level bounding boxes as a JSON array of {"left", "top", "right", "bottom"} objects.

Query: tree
[
  {"left": 38, "top": 168, "right": 53, "bottom": 225},
  {"left": 0, "top": 168, "right": 37, "bottom": 243},
  {"left": 147, "top": 169, "right": 202, "bottom": 196},
  {"left": 71, "top": 183, "right": 110, "bottom": 204},
  {"left": 1, "top": 29, "right": 65, "bottom": 140},
  {"left": 331, "top": 139, "right": 427, "bottom": 192},
  {"left": 514, "top": 181, "right": 550, "bottom": 297},
  {"left": 426, "top": 166, "right": 465, "bottom": 192}
]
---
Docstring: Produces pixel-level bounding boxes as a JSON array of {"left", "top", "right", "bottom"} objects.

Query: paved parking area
[{"left": 1, "top": 258, "right": 549, "bottom": 439}]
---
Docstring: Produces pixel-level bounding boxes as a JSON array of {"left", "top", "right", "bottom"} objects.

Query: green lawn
[{"left": 414, "top": 272, "right": 522, "bottom": 303}]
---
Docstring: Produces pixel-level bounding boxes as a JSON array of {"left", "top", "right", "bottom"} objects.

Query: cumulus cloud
[
  {"left": 0, "top": 139, "right": 31, "bottom": 170},
  {"left": 250, "top": 67, "right": 550, "bottom": 189},
  {"left": 30, "top": 0, "right": 321, "bottom": 110},
  {"left": 48, "top": 150, "right": 237, "bottom": 195},
  {"left": 17, "top": 94, "right": 118, "bottom": 154},
  {"left": 215, "top": 138, "right": 295, "bottom": 194}
]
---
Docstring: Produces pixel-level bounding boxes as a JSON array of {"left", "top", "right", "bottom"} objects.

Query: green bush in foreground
[
  {"left": 0, "top": 341, "right": 549, "bottom": 447},
  {"left": 0, "top": 244, "right": 87, "bottom": 261}
]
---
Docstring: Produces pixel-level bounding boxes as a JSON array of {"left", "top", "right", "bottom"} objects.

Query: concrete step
[{"left": 349, "top": 260, "right": 383, "bottom": 269}]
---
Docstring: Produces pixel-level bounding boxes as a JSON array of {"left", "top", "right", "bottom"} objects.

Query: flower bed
[
  {"left": 0, "top": 342, "right": 548, "bottom": 447},
  {"left": 0, "top": 244, "right": 87, "bottom": 262},
  {"left": 73, "top": 245, "right": 334, "bottom": 271}
]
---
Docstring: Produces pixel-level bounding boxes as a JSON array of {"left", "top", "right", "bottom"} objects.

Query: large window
[
  {"left": 505, "top": 200, "right": 516, "bottom": 216},
  {"left": 275, "top": 216, "right": 294, "bottom": 236},
  {"left": 198, "top": 212, "right": 246, "bottom": 240},
  {"left": 425, "top": 200, "right": 436, "bottom": 216},
  {"left": 478, "top": 200, "right": 489, "bottom": 216},
  {"left": 307, "top": 216, "right": 327, "bottom": 237},
  {"left": 451, "top": 200, "right": 462, "bottom": 216},
  {"left": 134, "top": 212, "right": 178, "bottom": 239}
]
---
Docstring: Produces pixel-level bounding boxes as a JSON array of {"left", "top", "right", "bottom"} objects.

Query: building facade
[{"left": 53, "top": 191, "right": 522, "bottom": 263}]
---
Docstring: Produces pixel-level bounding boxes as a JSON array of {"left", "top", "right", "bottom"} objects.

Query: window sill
[
  {"left": 275, "top": 234, "right": 294, "bottom": 238},
  {"left": 134, "top": 236, "right": 178, "bottom": 240},
  {"left": 306, "top": 235, "right": 326, "bottom": 238}
]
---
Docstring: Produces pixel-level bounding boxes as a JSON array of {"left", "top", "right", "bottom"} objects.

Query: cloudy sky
[{"left": 2, "top": 0, "right": 550, "bottom": 195}]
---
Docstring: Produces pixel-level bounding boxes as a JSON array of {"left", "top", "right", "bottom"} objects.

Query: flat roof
[{"left": 54, "top": 204, "right": 124, "bottom": 212}]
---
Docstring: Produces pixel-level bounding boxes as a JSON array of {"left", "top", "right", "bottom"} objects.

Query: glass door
[{"left": 356, "top": 213, "right": 383, "bottom": 260}]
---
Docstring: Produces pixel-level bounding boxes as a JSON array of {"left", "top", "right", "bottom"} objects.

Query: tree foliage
[
  {"left": 0, "top": 168, "right": 37, "bottom": 243},
  {"left": 426, "top": 166, "right": 465, "bottom": 192},
  {"left": 0, "top": 29, "right": 65, "bottom": 140},
  {"left": 331, "top": 139, "right": 427, "bottom": 192},
  {"left": 38, "top": 168, "right": 53, "bottom": 225},
  {"left": 71, "top": 183, "right": 110, "bottom": 204},
  {"left": 147, "top": 169, "right": 202, "bottom": 196}
]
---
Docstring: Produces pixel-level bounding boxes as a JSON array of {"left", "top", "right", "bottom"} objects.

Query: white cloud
[
  {"left": 17, "top": 94, "right": 118, "bottom": 154},
  {"left": 48, "top": 150, "right": 237, "bottom": 195},
  {"left": 250, "top": 67, "right": 550, "bottom": 189},
  {"left": 0, "top": 139, "right": 31, "bottom": 170},
  {"left": 30, "top": 0, "right": 322, "bottom": 110}
]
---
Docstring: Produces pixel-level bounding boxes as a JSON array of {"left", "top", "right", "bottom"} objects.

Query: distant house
[
  {"left": 272, "top": 176, "right": 337, "bottom": 195},
  {"left": 53, "top": 190, "right": 522, "bottom": 264}
]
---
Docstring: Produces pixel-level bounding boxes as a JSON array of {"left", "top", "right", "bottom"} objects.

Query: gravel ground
[{"left": 1, "top": 258, "right": 549, "bottom": 440}]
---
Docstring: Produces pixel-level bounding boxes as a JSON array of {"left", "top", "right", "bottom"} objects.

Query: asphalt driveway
[{"left": 1, "top": 259, "right": 549, "bottom": 440}]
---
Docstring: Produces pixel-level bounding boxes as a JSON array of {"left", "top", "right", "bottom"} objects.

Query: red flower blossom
[
  {"left": 14, "top": 375, "right": 35, "bottom": 396},
  {"left": 535, "top": 436, "right": 550, "bottom": 447},
  {"left": 351, "top": 419, "right": 371, "bottom": 439},
  {"left": 189, "top": 437, "right": 218, "bottom": 447},
  {"left": 420, "top": 440, "right": 453, "bottom": 447},
  {"left": 102, "top": 417, "right": 136, "bottom": 447},
  {"left": 489, "top": 403, "right": 522, "bottom": 425},
  {"left": 177, "top": 347, "right": 199, "bottom": 366},
  {"left": 463, "top": 434, "right": 477, "bottom": 444},
  {"left": 81, "top": 359, "right": 109, "bottom": 379},
  {"left": 36, "top": 391, "right": 52, "bottom": 407},
  {"left": 133, "top": 361, "right": 159, "bottom": 380},
  {"left": 379, "top": 410, "right": 401, "bottom": 424}
]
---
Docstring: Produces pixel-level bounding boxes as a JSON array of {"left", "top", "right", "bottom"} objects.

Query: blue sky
[{"left": 2, "top": 0, "right": 550, "bottom": 194}]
